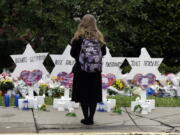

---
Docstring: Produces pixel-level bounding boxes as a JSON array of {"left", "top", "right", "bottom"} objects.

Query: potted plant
[{"left": 0, "top": 80, "right": 14, "bottom": 96}]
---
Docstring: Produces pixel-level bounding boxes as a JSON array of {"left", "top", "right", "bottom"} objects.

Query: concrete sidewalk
[
  {"left": 0, "top": 106, "right": 180, "bottom": 134},
  {"left": 1, "top": 133, "right": 180, "bottom": 135},
  {"left": 0, "top": 133, "right": 180, "bottom": 135}
]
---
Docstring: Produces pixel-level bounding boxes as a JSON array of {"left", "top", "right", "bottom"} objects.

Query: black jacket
[{"left": 70, "top": 38, "right": 106, "bottom": 103}]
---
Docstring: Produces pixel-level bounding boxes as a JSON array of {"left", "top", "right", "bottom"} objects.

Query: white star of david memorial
[
  {"left": 50, "top": 45, "right": 75, "bottom": 77},
  {"left": 50, "top": 45, "right": 125, "bottom": 78},
  {"left": 10, "top": 43, "right": 49, "bottom": 78},
  {"left": 102, "top": 48, "right": 125, "bottom": 79},
  {"left": 126, "top": 48, "right": 163, "bottom": 80}
]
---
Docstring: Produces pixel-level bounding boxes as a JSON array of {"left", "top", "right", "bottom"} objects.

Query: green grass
[
  {"left": 148, "top": 96, "right": 180, "bottom": 107},
  {"left": 0, "top": 95, "right": 180, "bottom": 107},
  {"left": 109, "top": 95, "right": 180, "bottom": 107},
  {"left": 109, "top": 95, "right": 137, "bottom": 107}
]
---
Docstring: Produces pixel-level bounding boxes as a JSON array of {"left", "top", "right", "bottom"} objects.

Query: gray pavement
[{"left": 0, "top": 106, "right": 180, "bottom": 134}]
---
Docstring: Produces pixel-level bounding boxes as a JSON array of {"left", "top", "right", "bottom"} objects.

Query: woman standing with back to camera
[{"left": 70, "top": 14, "right": 106, "bottom": 125}]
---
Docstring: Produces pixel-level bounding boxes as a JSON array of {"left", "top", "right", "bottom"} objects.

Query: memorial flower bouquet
[
  {"left": 0, "top": 79, "right": 14, "bottom": 90},
  {"left": 14, "top": 79, "right": 28, "bottom": 97},
  {"left": 0, "top": 72, "right": 11, "bottom": 79},
  {"left": 51, "top": 76, "right": 58, "bottom": 82},
  {"left": 0, "top": 77, "right": 14, "bottom": 95},
  {"left": 39, "top": 104, "right": 48, "bottom": 111},
  {"left": 51, "top": 86, "right": 64, "bottom": 97},
  {"left": 132, "top": 86, "right": 142, "bottom": 97},
  {"left": 112, "top": 79, "right": 125, "bottom": 90},
  {"left": 39, "top": 83, "right": 49, "bottom": 96}
]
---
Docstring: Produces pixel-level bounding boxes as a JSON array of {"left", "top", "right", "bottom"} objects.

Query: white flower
[
  {"left": 38, "top": 79, "right": 45, "bottom": 84},
  {"left": 60, "top": 85, "right": 65, "bottom": 89},
  {"left": 132, "top": 87, "right": 142, "bottom": 96}
]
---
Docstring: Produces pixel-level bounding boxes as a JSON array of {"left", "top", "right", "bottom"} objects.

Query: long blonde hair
[{"left": 71, "top": 14, "right": 106, "bottom": 45}]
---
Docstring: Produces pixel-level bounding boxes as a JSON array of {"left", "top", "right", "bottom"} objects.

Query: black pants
[{"left": 80, "top": 102, "right": 97, "bottom": 121}]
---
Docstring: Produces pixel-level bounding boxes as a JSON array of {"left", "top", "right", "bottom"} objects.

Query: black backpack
[{"left": 79, "top": 38, "right": 102, "bottom": 73}]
